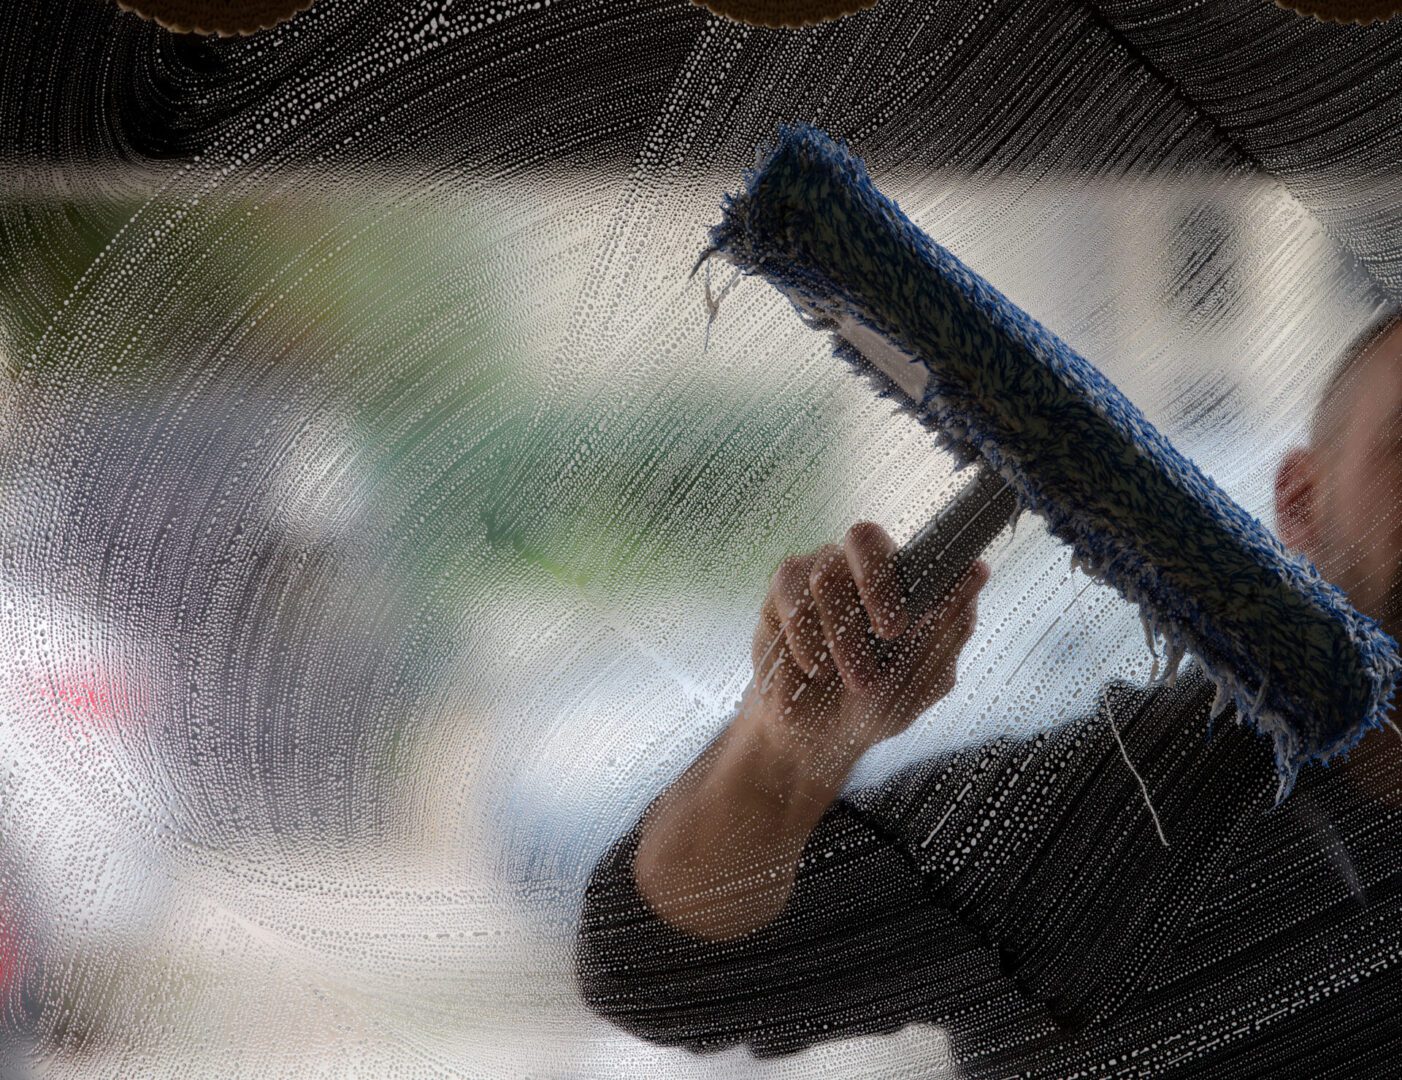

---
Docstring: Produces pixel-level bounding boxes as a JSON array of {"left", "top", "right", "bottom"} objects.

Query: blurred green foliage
[{"left": 0, "top": 189, "right": 840, "bottom": 601}]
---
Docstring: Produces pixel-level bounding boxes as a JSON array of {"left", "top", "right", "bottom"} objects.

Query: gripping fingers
[
  {"left": 810, "top": 544, "right": 879, "bottom": 689},
  {"left": 770, "top": 555, "right": 829, "bottom": 674},
  {"left": 900, "top": 560, "right": 988, "bottom": 679},
  {"left": 844, "top": 522, "right": 910, "bottom": 640},
  {"left": 750, "top": 602, "right": 803, "bottom": 702}
]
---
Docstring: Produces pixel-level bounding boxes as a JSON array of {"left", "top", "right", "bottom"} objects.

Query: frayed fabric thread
[{"left": 1105, "top": 691, "right": 1169, "bottom": 847}]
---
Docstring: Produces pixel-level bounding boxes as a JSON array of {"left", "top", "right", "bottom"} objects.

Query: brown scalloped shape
[
  {"left": 114, "top": 0, "right": 316, "bottom": 36},
  {"left": 1275, "top": 0, "right": 1402, "bottom": 22},
  {"left": 691, "top": 0, "right": 878, "bottom": 29}
]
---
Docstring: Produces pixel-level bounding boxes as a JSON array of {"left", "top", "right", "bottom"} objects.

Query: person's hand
[
  {"left": 632, "top": 522, "right": 988, "bottom": 940},
  {"left": 742, "top": 522, "right": 990, "bottom": 789}
]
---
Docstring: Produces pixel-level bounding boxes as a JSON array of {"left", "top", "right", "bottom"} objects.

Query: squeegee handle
[
  {"left": 892, "top": 465, "right": 1018, "bottom": 618},
  {"left": 755, "top": 466, "right": 1015, "bottom": 678}
]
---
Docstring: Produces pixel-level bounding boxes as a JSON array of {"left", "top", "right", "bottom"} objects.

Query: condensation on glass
[{"left": 0, "top": 0, "right": 1399, "bottom": 1075}]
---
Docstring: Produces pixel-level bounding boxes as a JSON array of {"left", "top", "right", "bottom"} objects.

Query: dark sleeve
[
  {"left": 575, "top": 664, "right": 1280, "bottom": 1056},
  {"left": 574, "top": 795, "right": 1033, "bottom": 1058},
  {"left": 851, "top": 664, "right": 1280, "bottom": 1037}
]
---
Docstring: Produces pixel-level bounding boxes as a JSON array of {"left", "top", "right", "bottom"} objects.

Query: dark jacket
[{"left": 576, "top": 665, "right": 1402, "bottom": 1077}]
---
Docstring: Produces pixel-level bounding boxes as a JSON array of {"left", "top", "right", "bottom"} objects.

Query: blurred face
[{"left": 1310, "top": 328, "right": 1402, "bottom": 642}]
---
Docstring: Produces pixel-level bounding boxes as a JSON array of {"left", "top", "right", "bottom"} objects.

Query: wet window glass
[{"left": 3, "top": 0, "right": 1402, "bottom": 1075}]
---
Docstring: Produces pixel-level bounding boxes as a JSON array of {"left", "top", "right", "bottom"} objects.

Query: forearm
[
  {"left": 576, "top": 784, "right": 965, "bottom": 1057},
  {"left": 632, "top": 533, "right": 985, "bottom": 942},
  {"left": 634, "top": 700, "right": 859, "bottom": 940}
]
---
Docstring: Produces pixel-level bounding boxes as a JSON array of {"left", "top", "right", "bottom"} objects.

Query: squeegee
[{"left": 701, "top": 123, "right": 1400, "bottom": 798}]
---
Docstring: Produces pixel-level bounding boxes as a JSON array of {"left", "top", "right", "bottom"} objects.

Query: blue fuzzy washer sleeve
[{"left": 703, "top": 122, "right": 1400, "bottom": 798}]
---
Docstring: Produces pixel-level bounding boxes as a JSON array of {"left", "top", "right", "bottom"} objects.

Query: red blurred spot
[{"left": 28, "top": 668, "right": 147, "bottom": 743}]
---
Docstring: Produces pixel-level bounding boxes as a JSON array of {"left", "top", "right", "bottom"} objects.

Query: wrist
[{"left": 727, "top": 700, "right": 860, "bottom": 815}]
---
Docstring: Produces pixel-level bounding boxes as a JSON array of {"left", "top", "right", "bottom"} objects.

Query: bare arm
[{"left": 634, "top": 522, "right": 989, "bottom": 940}]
